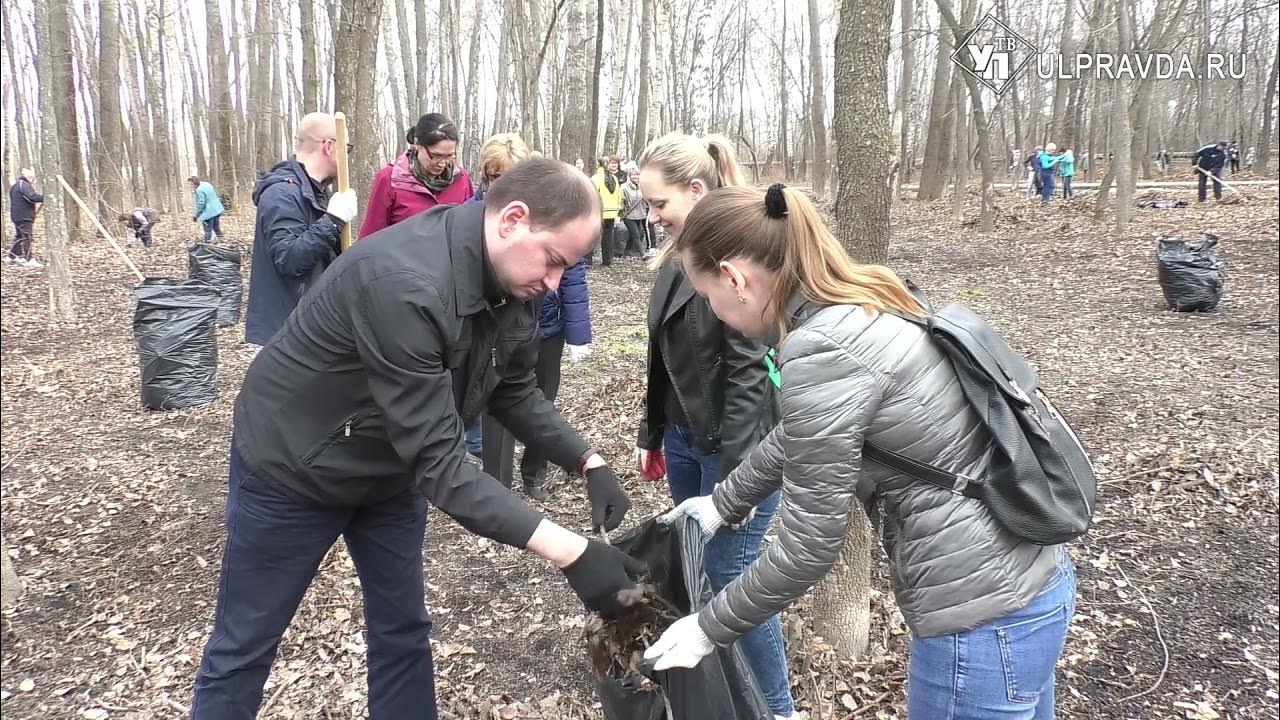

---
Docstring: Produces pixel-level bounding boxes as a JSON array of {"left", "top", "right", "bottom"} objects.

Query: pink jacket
[{"left": 358, "top": 154, "right": 475, "bottom": 239}]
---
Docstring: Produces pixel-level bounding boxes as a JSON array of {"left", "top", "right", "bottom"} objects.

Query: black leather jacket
[
  {"left": 637, "top": 262, "right": 779, "bottom": 481},
  {"left": 234, "top": 202, "right": 589, "bottom": 548}
]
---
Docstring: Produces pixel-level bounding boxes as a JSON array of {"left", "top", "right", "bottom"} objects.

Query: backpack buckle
[{"left": 952, "top": 473, "right": 972, "bottom": 494}]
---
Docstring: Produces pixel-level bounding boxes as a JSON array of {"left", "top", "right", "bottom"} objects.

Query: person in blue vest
[
  {"left": 244, "top": 112, "right": 358, "bottom": 347},
  {"left": 189, "top": 175, "right": 226, "bottom": 243},
  {"left": 1039, "top": 143, "right": 1064, "bottom": 203}
]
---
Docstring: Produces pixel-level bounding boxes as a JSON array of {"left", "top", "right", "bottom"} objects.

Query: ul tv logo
[{"left": 967, "top": 37, "right": 1019, "bottom": 81}]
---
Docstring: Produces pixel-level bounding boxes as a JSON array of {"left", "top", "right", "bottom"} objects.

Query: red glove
[{"left": 634, "top": 447, "right": 667, "bottom": 482}]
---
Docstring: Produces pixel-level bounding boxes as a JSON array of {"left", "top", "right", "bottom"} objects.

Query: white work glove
[
  {"left": 566, "top": 344, "right": 592, "bottom": 363},
  {"left": 643, "top": 614, "right": 715, "bottom": 671},
  {"left": 326, "top": 188, "right": 358, "bottom": 223},
  {"left": 659, "top": 495, "right": 725, "bottom": 541}
]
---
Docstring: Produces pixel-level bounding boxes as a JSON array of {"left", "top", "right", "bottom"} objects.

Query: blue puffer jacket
[{"left": 538, "top": 260, "right": 591, "bottom": 344}]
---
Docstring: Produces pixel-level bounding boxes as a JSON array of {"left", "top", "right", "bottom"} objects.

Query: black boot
[{"left": 523, "top": 476, "right": 548, "bottom": 502}]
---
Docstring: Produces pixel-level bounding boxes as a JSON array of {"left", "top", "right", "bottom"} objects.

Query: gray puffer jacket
[{"left": 700, "top": 298, "right": 1062, "bottom": 644}]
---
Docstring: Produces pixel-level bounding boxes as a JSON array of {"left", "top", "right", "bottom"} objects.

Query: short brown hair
[
  {"left": 187, "top": 176, "right": 199, "bottom": 185},
  {"left": 484, "top": 158, "right": 599, "bottom": 231}
]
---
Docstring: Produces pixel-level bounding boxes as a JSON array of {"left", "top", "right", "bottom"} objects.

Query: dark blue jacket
[
  {"left": 245, "top": 158, "right": 344, "bottom": 345},
  {"left": 9, "top": 178, "right": 43, "bottom": 223},
  {"left": 538, "top": 259, "right": 591, "bottom": 344},
  {"left": 1193, "top": 144, "right": 1227, "bottom": 170}
]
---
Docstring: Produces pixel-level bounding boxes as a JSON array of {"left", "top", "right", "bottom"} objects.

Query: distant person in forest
[
  {"left": 359, "top": 113, "right": 474, "bottom": 238},
  {"left": 1039, "top": 143, "right": 1064, "bottom": 203},
  {"left": 7, "top": 168, "right": 43, "bottom": 267},
  {"left": 1057, "top": 147, "right": 1076, "bottom": 200},
  {"left": 189, "top": 175, "right": 226, "bottom": 244},
  {"left": 1023, "top": 146, "right": 1043, "bottom": 199},
  {"left": 590, "top": 156, "right": 624, "bottom": 266},
  {"left": 1227, "top": 141, "right": 1241, "bottom": 174},
  {"left": 1193, "top": 141, "right": 1228, "bottom": 202},
  {"left": 574, "top": 157, "right": 587, "bottom": 174},
  {"left": 621, "top": 168, "right": 649, "bottom": 257},
  {"left": 118, "top": 208, "right": 159, "bottom": 248},
  {"left": 243, "top": 112, "right": 357, "bottom": 347},
  {"left": 1156, "top": 148, "right": 1171, "bottom": 175}
]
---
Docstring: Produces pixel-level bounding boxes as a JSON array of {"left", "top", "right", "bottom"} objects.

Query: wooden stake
[
  {"left": 334, "top": 112, "right": 353, "bottom": 251},
  {"left": 55, "top": 174, "right": 145, "bottom": 281}
]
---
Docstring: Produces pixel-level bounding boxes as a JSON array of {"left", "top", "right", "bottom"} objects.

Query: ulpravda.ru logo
[{"left": 1035, "top": 52, "right": 1247, "bottom": 80}]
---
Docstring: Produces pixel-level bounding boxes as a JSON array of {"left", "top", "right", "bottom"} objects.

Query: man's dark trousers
[
  {"left": 191, "top": 443, "right": 436, "bottom": 719},
  {"left": 7, "top": 220, "right": 33, "bottom": 260},
  {"left": 519, "top": 335, "right": 566, "bottom": 483},
  {"left": 1197, "top": 166, "right": 1223, "bottom": 201}
]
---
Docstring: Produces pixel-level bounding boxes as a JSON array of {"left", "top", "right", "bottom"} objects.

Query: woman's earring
[{"left": 737, "top": 294, "right": 747, "bottom": 304}]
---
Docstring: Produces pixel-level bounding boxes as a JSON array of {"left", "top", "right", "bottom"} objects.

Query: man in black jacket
[
  {"left": 1193, "top": 141, "right": 1228, "bottom": 202},
  {"left": 191, "top": 159, "right": 639, "bottom": 720},
  {"left": 7, "top": 168, "right": 43, "bottom": 266}
]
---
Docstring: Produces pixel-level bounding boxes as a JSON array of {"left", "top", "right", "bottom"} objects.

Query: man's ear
[{"left": 498, "top": 201, "right": 529, "bottom": 238}]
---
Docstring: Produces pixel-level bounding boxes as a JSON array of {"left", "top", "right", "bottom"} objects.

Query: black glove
[
  {"left": 586, "top": 465, "right": 630, "bottom": 532},
  {"left": 561, "top": 540, "right": 646, "bottom": 618}
]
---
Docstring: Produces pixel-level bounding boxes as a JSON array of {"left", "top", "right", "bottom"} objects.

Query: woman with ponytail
[
  {"left": 645, "top": 184, "right": 1076, "bottom": 719},
  {"left": 359, "top": 113, "right": 474, "bottom": 239},
  {"left": 634, "top": 133, "right": 799, "bottom": 719}
]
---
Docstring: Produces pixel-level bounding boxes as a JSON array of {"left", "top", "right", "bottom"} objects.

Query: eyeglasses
[
  {"left": 422, "top": 147, "right": 455, "bottom": 162},
  {"left": 325, "top": 138, "right": 354, "bottom": 154}
]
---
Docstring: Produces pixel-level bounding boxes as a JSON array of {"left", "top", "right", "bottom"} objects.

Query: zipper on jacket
[{"left": 302, "top": 413, "right": 361, "bottom": 465}]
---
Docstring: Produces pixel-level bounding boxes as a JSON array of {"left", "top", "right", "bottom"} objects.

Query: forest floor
[{"left": 1, "top": 183, "right": 1277, "bottom": 720}]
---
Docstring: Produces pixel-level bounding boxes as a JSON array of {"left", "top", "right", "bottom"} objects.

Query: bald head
[{"left": 295, "top": 112, "right": 337, "bottom": 153}]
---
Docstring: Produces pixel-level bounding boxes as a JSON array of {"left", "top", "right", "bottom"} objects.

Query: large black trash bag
[
  {"left": 134, "top": 278, "right": 221, "bottom": 410},
  {"left": 585, "top": 519, "right": 772, "bottom": 720},
  {"left": 188, "top": 243, "right": 243, "bottom": 326},
  {"left": 1156, "top": 233, "right": 1225, "bottom": 311}
]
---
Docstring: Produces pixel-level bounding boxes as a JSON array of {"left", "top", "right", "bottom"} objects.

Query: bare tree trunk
[
  {"left": 52, "top": 0, "right": 83, "bottom": 235},
  {"left": 492, "top": 0, "right": 514, "bottom": 134},
  {"left": 1050, "top": 0, "right": 1078, "bottom": 143},
  {"left": 2, "top": 17, "right": 35, "bottom": 172},
  {"left": 415, "top": 0, "right": 430, "bottom": 104},
  {"left": 464, "top": 0, "right": 484, "bottom": 159},
  {"left": 1195, "top": 0, "right": 1210, "bottom": 145},
  {"left": 206, "top": 0, "right": 236, "bottom": 199},
  {"left": 437, "top": 0, "right": 453, "bottom": 119},
  {"left": 300, "top": 0, "right": 318, "bottom": 110},
  {"left": 37, "top": 0, "right": 75, "bottom": 317},
  {"left": 1113, "top": 0, "right": 1133, "bottom": 232},
  {"left": 334, "top": 0, "right": 384, "bottom": 221},
  {"left": 96, "top": 0, "right": 126, "bottom": 217},
  {"left": 559, "top": 0, "right": 589, "bottom": 161},
  {"left": 777, "top": 2, "right": 790, "bottom": 180},
  {"left": 586, "top": 0, "right": 605, "bottom": 161},
  {"left": 1257, "top": 50, "right": 1278, "bottom": 173},
  {"left": 821, "top": 0, "right": 891, "bottom": 658},
  {"left": 807, "top": 0, "right": 829, "bottom": 197},
  {"left": 602, "top": 0, "right": 634, "bottom": 155},
  {"left": 936, "top": 0, "right": 994, "bottom": 231},
  {"left": 917, "top": 14, "right": 953, "bottom": 199},
  {"left": 892, "top": 0, "right": 914, "bottom": 195},
  {"left": 631, "top": 0, "right": 652, "bottom": 153},
  {"left": 392, "top": 0, "right": 415, "bottom": 117}
]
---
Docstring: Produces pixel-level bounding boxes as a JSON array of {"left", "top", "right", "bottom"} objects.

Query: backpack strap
[{"left": 863, "top": 442, "right": 980, "bottom": 497}]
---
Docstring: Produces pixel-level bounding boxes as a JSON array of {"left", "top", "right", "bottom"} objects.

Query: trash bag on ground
[
  {"left": 188, "top": 243, "right": 243, "bottom": 326},
  {"left": 584, "top": 518, "right": 771, "bottom": 720},
  {"left": 134, "top": 278, "right": 221, "bottom": 409},
  {"left": 1137, "top": 199, "right": 1188, "bottom": 209},
  {"left": 1156, "top": 233, "right": 1225, "bottom": 312}
]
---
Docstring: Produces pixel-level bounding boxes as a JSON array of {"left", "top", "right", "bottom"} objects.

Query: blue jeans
[
  {"left": 1040, "top": 169, "right": 1056, "bottom": 202},
  {"left": 202, "top": 214, "right": 224, "bottom": 243},
  {"left": 907, "top": 552, "right": 1076, "bottom": 719},
  {"left": 1060, "top": 175, "right": 1073, "bottom": 199},
  {"left": 464, "top": 419, "right": 483, "bottom": 454},
  {"left": 664, "top": 424, "right": 794, "bottom": 717},
  {"left": 192, "top": 443, "right": 437, "bottom": 719}
]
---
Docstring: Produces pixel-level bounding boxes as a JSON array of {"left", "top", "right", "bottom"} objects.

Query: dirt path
[{"left": 2, "top": 187, "right": 1276, "bottom": 719}]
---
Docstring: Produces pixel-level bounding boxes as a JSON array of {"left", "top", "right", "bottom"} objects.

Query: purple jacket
[{"left": 358, "top": 154, "right": 474, "bottom": 239}]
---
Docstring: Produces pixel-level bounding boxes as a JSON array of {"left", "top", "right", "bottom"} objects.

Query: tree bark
[
  {"left": 777, "top": 2, "right": 790, "bottom": 180},
  {"left": 1113, "top": 0, "right": 1133, "bottom": 232},
  {"left": 464, "top": 0, "right": 484, "bottom": 161},
  {"left": 1255, "top": 47, "right": 1278, "bottom": 173},
  {"left": 936, "top": 0, "right": 994, "bottom": 231},
  {"left": 892, "top": 0, "right": 915, "bottom": 195},
  {"left": 807, "top": 0, "right": 829, "bottom": 198},
  {"left": 301, "top": 0, "right": 319, "bottom": 110},
  {"left": 96, "top": 0, "right": 126, "bottom": 217},
  {"left": 205, "top": 0, "right": 236, "bottom": 198},
  {"left": 1050, "top": 0, "right": 1078, "bottom": 143},
  {"left": 820, "top": 0, "right": 891, "bottom": 660},
  {"left": 559, "top": 0, "right": 590, "bottom": 161},
  {"left": 37, "top": 0, "right": 75, "bottom": 318},
  {"left": 602, "top": 0, "right": 635, "bottom": 155},
  {"left": 586, "top": 0, "right": 605, "bottom": 161},
  {"left": 917, "top": 14, "right": 954, "bottom": 199},
  {"left": 414, "top": 0, "right": 430, "bottom": 104},
  {"left": 393, "top": 0, "right": 416, "bottom": 117},
  {"left": 437, "top": 0, "right": 453, "bottom": 119},
  {"left": 631, "top": 0, "right": 652, "bottom": 153},
  {"left": 334, "top": 0, "right": 384, "bottom": 221},
  {"left": 52, "top": 0, "right": 83, "bottom": 235}
]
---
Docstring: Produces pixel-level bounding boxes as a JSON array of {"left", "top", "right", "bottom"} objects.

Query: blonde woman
[
  {"left": 634, "top": 133, "right": 798, "bottom": 719},
  {"left": 644, "top": 184, "right": 1076, "bottom": 719}
]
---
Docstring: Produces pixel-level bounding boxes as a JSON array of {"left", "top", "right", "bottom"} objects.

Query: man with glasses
[{"left": 244, "top": 112, "right": 359, "bottom": 347}]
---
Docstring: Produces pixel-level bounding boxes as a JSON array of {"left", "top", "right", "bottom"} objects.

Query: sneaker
[
  {"left": 523, "top": 481, "right": 548, "bottom": 502},
  {"left": 22, "top": 258, "right": 42, "bottom": 268}
]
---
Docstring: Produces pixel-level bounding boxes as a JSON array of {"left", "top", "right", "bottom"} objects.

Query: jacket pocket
[
  {"left": 302, "top": 414, "right": 361, "bottom": 466},
  {"left": 996, "top": 601, "right": 1070, "bottom": 704}
]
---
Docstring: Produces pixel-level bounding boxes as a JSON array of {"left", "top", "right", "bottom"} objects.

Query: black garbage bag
[
  {"left": 188, "top": 243, "right": 243, "bottom": 326},
  {"left": 134, "top": 278, "right": 221, "bottom": 409},
  {"left": 585, "top": 519, "right": 771, "bottom": 720},
  {"left": 1156, "top": 233, "right": 1225, "bottom": 311}
]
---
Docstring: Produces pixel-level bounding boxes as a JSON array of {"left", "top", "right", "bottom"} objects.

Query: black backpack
[{"left": 863, "top": 302, "right": 1096, "bottom": 545}]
